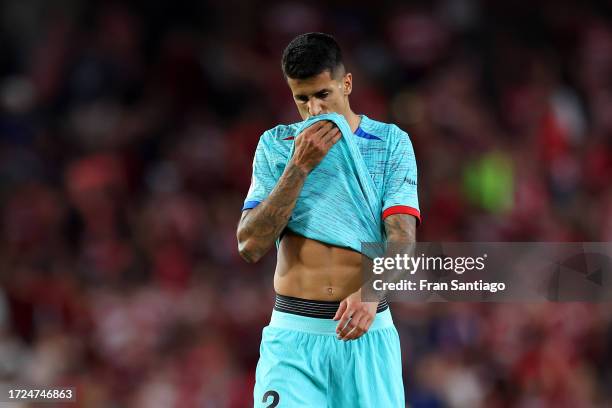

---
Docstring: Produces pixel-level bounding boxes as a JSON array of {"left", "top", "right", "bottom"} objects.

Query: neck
[{"left": 341, "top": 109, "right": 361, "bottom": 133}]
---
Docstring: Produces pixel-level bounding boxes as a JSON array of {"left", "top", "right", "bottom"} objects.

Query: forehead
[{"left": 287, "top": 71, "right": 338, "bottom": 95}]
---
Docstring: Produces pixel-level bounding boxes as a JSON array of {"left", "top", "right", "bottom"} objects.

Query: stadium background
[{"left": 0, "top": 0, "right": 611, "bottom": 406}]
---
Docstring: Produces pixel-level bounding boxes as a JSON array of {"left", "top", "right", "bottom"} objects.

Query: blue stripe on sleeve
[{"left": 242, "top": 200, "right": 261, "bottom": 210}]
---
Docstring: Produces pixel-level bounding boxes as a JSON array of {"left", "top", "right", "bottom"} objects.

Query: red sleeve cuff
[{"left": 382, "top": 205, "right": 421, "bottom": 226}]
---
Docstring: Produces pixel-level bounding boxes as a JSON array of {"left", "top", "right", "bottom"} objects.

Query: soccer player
[{"left": 237, "top": 33, "right": 420, "bottom": 407}]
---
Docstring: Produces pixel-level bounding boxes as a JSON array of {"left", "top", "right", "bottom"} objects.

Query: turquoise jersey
[{"left": 243, "top": 113, "right": 420, "bottom": 258}]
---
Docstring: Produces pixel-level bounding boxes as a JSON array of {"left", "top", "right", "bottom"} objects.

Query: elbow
[
  {"left": 237, "top": 229, "right": 262, "bottom": 263},
  {"left": 238, "top": 240, "right": 262, "bottom": 263}
]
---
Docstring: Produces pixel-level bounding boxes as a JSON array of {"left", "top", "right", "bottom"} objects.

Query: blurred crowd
[{"left": 0, "top": 0, "right": 611, "bottom": 407}]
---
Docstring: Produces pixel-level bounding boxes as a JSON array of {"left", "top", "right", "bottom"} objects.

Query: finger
[
  {"left": 351, "top": 313, "right": 374, "bottom": 341},
  {"left": 343, "top": 326, "right": 359, "bottom": 341},
  {"left": 319, "top": 122, "right": 335, "bottom": 138},
  {"left": 333, "top": 300, "right": 347, "bottom": 321},
  {"left": 347, "top": 327, "right": 365, "bottom": 341},
  {"left": 336, "top": 308, "right": 354, "bottom": 335},
  {"left": 324, "top": 133, "right": 341, "bottom": 152},
  {"left": 343, "top": 315, "right": 365, "bottom": 341},
  {"left": 338, "top": 310, "right": 362, "bottom": 339},
  {"left": 328, "top": 124, "right": 340, "bottom": 136},
  {"left": 328, "top": 130, "right": 342, "bottom": 145},
  {"left": 322, "top": 128, "right": 340, "bottom": 144},
  {"left": 309, "top": 121, "right": 327, "bottom": 131},
  {"left": 328, "top": 126, "right": 340, "bottom": 136},
  {"left": 355, "top": 316, "right": 373, "bottom": 339},
  {"left": 362, "top": 315, "right": 374, "bottom": 332},
  {"left": 337, "top": 318, "right": 355, "bottom": 339},
  {"left": 301, "top": 121, "right": 325, "bottom": 137},
  {"left": 314, "top": 121, "right": 334, "bottom": 138}
]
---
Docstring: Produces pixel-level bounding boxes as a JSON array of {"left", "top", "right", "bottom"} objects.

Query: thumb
[{"left": 333, "top": 300, "right": 347, "bottom": 320}]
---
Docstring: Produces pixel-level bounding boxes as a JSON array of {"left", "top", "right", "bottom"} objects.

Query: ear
[{"left": 343, "top": 73, "right": 352, "bottom": 96}]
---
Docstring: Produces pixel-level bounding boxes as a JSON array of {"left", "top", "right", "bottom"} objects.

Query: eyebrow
[{"left": 294, "top": 88, "right": 331, "bottom": 99}]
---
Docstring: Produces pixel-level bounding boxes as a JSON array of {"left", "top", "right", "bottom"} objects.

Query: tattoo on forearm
[
  {"left": 363, "top": 214, "right": 417, "bottom": 298},
  {"left": 238, "top": 163, "right": 307, "bottom": 261},
  {"left": 383, "top": 214, "right": 416, "bottom": 243}
]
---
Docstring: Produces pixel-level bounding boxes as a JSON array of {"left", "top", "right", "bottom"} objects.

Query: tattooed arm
[
  {"left": 368, "top": 213, "right": 418, "bottom": 290},
  {"left": 237, "top": 162, "right": 307, "bottom": 263},
  {"left": 384, "top": 213, "right": 417, "bottom": 244},
  {"left": 344, "top": 214, "right": 418, "bottom": 294},
  {"left": 237, "top": 121, "right": 341, "bottom": 263},
  {"left": 372, "top": 214, "right": 418, "bottom": 298}
]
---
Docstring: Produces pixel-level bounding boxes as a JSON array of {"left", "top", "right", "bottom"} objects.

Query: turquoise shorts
[{"left": 253, "top": 307, "right": 405, "bottom": 407}]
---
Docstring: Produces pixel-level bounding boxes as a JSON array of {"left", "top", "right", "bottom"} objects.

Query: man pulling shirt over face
[{"left": 236, "top": 32, "right": 420, "bottom": 408}]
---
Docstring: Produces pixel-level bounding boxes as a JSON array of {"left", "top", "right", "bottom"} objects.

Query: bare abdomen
[{"left": 274, "top": 231, "right": 363, "bottom": 301}]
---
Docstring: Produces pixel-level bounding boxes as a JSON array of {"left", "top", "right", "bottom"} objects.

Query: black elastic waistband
[{"left": 274, "top": 294, "right": 389, "bottom": 319}]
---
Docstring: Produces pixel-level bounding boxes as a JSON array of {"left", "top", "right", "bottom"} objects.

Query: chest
[{"left": 354, "top": 138, "right": 388, "bottom": 192}]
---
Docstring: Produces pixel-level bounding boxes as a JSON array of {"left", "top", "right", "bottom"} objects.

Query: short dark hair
[{"left": 281, "top": 32, "right": 344, "bottom": 79}]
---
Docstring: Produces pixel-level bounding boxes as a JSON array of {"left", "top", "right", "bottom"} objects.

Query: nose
[{"left": 307, "top": 99, "right": 324, "bottom": 116}]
